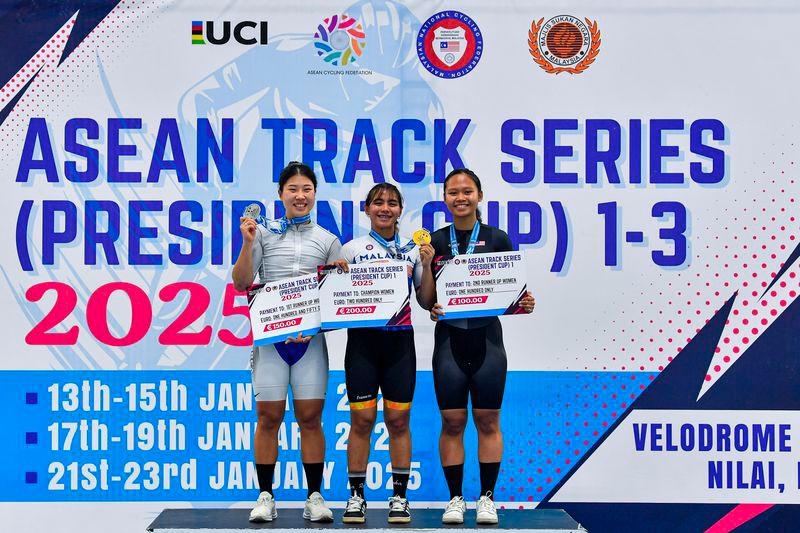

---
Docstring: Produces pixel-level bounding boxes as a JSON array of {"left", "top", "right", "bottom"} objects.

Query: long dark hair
[
  {"left": 443, "top": 167, "right": 482, "bottom": 222},
  {"left": 278, "top": 161, "right": 317, "bottom": 193},
  {"left": 364, "top": 183, "right": 403, "bottom": 231}
]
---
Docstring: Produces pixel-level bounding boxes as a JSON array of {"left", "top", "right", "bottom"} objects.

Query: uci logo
[{"left": 192, "top": 20, "right": 269, "bottom": 45}]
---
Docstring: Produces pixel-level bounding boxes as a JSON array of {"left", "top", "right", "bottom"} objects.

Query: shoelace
[
  {"left": 346, "top": 496, "right": 364, "bottom": 512},
  {"left": 477, "top": 493, "right": 495, "bottom": 512},
  {"left": 389, "top": 496, "right": 407, "bottom": 510},
  {"left": 446, "top": 497, "right": 464, "bottom": 511}
]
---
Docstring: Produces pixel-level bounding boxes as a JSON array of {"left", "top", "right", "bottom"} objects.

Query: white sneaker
[
  {"left": 476, "top": 493, "right": 498, "bottom": 525},
  {"left": 442, "top": 495, "right": 466, "bottom": 524},
  {"left": 303, "top": 491, "right": 334, "bottom": 522},
  {"left": 249, "top": 491, "right": 277, "bottom": 522}
]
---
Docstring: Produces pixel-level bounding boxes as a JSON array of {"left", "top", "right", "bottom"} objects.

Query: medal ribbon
[
  {"left": 450, "top": 221, "right": 481, "bottom": 255},
  {"left": 369, "top": 230, "right": 416, "bottom": 257},
  {"left": 267, "top": 214, "right": 312, "bottom": 235}
]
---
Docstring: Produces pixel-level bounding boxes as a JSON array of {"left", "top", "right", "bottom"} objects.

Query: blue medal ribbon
[
  {"left": 267, "top": 214, "right": 312, "bottom": 234},
  {"left": 242, "top": 204, "right": 268, "bottom": 229},
  {"left": 450, "top": 221, "right": 481, "bottom": 255},
  {"left": 369, "top": 230, "right": 416, "bottom": 257}
]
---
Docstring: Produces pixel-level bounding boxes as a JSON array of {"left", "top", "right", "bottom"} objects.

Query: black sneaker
[
  {"left": 343, "top": 495, "right": 366, "bottom": 523},
  {"left": 388, "top": 495, "right": 411, "bottom": 523}
]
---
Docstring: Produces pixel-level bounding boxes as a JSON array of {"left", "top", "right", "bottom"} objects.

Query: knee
[
  {"left": 473, "top": 413, "right": 500, "bottom": 436},
  {"left": 441, "top": 413, "right": 467, "bottom": 437},
  {"left": 350, "top": 412, "right": 377, "bottom": 436},
  {"left": 295, "top": 410, "right": 322, "bottom": 432},
  {"left": 384, "top": 412, "right": 410, "bottom": 436},
  {"left": 256, "top": 410, "right": 283, "bottom": 433}
]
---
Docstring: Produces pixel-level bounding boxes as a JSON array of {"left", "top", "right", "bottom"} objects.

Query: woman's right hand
[
  {"left": 240, "top": 217, "right": 257, "bottom": 245},
  {"left": 331, "top": 259, "right": 350, "bottom": 273},
  {"left": 429, "top": 302, "right": 445, "bottom": 322},
  {"left": 418, "top": 243, "right": 434, "bottom": 268}
]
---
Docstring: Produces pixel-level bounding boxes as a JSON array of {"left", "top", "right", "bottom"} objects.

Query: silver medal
[{"left": 242, "top": 203, "right": 261, "bottom": 219}]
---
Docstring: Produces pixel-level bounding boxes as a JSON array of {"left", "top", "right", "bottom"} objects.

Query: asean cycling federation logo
[
  {"left": 528, "top": 16, "right": 600, "bottom": 74},
  {"left": 314, "top": 13, "right": 365, "bottom": 66},
  {"left": 417, "top": 11, "right": 483, "bottom": 78}
]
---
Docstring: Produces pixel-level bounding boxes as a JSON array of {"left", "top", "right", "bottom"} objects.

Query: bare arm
[
  {"left": 415, "top": 243, "right": 436, "bottom": 310},
  {"left": 232, "top": 217, "right": 257, "bottom": 292}
]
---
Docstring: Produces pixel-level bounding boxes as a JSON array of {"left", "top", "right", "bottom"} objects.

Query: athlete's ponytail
[{"left": 444, "top": 168, "right": 483, "bottom": 222}]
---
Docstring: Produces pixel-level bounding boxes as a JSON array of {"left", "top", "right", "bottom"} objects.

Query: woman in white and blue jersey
[{"left": 338, "top": 184, "right": 436, "bottom": 524}]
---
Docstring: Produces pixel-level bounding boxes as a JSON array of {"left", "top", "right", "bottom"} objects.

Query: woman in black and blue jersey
[{"left": 427, "top": 169, "right": 536, "bottom": 525}]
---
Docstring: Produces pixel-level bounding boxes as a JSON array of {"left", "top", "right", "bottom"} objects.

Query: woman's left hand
[
  {"left": 286, "top": 332, "right": 313, "bottom": 344},
  {"left": 521, "top": 291, "right": 536, "bottom": 313}
]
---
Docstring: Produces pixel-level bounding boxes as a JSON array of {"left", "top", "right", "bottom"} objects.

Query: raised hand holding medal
[
  {"left": 239, "top": 203, "right": 262, "bottom": 245},
  {"left": 414, "top": 229, "right": 434, "bottom": 268}
]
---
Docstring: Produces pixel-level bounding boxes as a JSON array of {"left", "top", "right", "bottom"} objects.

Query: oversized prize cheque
[
  {"left": 247, "top": 273, "right": 321, "bottom": 345},
  {"left": 318, "top": 260, "right": 412, "bottom": 329},
  {"left": 436, "top": 251, "right": 529, "bottom": 320}
]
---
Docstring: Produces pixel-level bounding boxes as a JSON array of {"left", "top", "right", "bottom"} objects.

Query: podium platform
[{"left": 147, "top": 508, "right": 585, "bottom": 532}]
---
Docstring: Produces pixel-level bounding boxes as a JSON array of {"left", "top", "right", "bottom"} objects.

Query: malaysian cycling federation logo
[
  {"left": 528, "top": 15, "right": 600, "bottom": 74},
  {"left": 314, "top": 13, "right": 365, "bottom": 66},
  {"left": 417, "top": 11, "right": 483, "bottom": 78}
]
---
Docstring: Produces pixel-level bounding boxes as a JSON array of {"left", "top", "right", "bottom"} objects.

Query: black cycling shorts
[
  {"left": 432, "top": 319, "right": 507, "bottom": 410},
  {"left": 345, "top": 328, "right": 416, "bottom": 411}
]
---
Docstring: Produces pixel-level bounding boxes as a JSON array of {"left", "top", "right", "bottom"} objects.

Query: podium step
[{"left": 147, "top": 508, "right": 585, "bottom": 532}]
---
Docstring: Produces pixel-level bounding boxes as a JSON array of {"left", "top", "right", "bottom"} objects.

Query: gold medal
[{"left": 412, "top": 229, "right": 431, "bottom": 245}]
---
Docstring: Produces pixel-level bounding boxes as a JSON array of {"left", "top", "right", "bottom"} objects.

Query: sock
[
  {"left": 303, "top": 462, "right": 324, "bottom": 496},
  {"left": 349, "top": 471, "right": 366, "bottom": 498},
  {"left": 442, "top": 464, "right": 463, "bottom": 499},
  {"left": 392, "top": 467, "right": 410, "bottom": 498},
  {"left": 256, "top": 463, "right": 275, "bottom": 495},
  {"left": 479, "top": 462, "right": 501, "bottom": 497}
]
